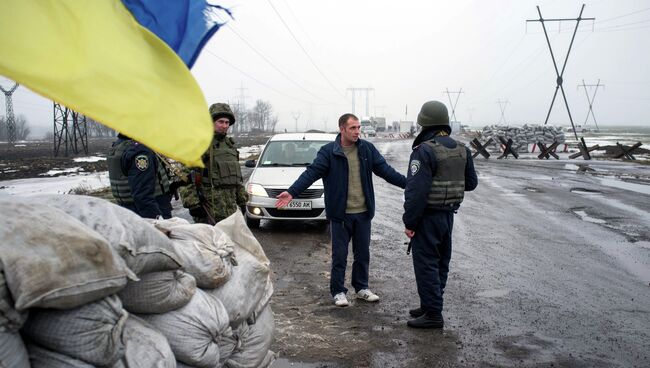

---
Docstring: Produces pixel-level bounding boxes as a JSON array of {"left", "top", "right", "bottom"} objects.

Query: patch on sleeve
[
  {"left": 409, "top": 159, "right": 421, "bottom": 176},
  {"left": 134, "top": 154, "right": 149, "bottom": 171}
]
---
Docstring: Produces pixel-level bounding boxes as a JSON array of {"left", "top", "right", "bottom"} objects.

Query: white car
[{"left": 244, "top": 133, "right": 336, "bottom": 228}]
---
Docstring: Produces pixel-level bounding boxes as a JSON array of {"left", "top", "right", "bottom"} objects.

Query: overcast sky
[{"left": 2, "top": 0, "right": 649, "bottom": 137}]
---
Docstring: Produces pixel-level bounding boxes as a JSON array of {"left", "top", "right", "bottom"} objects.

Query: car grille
[
  {"left": 266, "top": 208, "right": 325, "bottom": 218},
  {"left": 265, "top": 188, "right": 324, "bottom": 199}
]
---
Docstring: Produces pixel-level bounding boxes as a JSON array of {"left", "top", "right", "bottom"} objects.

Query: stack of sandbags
[
  {"left": 0, "top": 199, "right": 134, "bottom": 367},
  {"left": 480, "top": 124, "right": 565, "bottom": 152},
  {"left": 1, "top": 196, "right": 275, "bottom": 368},
  {"left": 213, "top": 212, "right": 276, "bottom": 367},
  {"left": 151, "top": 212, "right": 276, "bottom": 368}
]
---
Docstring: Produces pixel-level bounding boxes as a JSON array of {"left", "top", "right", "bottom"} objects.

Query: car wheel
[{"left": 246, "top": 215, "right": 260, "bottom": 229}]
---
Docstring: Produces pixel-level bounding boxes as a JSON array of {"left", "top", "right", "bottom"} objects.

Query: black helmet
[{"left": 417, "top": 101, "right": 450, "bottom": 133}]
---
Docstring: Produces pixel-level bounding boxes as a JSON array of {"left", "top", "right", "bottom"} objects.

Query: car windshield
[{"left": 258, "top": 141, "right": 328, "bottom": 167}]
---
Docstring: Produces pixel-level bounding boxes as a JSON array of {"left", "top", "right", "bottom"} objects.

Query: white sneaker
[
  {"left": 356, "top": 289, "right": 379, "bottom": 302},
  {"left": 333, "top": 292, "right": 349, "bottom": 307}
]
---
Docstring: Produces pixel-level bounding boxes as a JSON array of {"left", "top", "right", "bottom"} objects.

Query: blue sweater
[{"left": 287, "top": 134, "right": 406, "bottom": 222}]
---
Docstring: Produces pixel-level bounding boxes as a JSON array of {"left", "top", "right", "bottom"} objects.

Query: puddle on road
[
  {"left": 572, "top": 210, "right": 607, "bottom": 224},
  {"left": 600, "top": 178, "right": 650, "bottom": 196},
  {"left": 524, "top": 187, "right": 541, "bottom": 192},
  {"left": 570, "top": 187, "right": 602, "bottom": 196},
  {"left": 476, "top": 289, "right": 511, "bottom": 298}
]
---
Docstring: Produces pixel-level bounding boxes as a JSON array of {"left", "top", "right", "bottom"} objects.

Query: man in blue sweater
[{"left": 276, "top": 113, "right": 406, "bottom": 307}]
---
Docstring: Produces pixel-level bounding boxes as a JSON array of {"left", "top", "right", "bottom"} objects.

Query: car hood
[{"left": 248, "top": 166, "right": 323, "bottom": 188}]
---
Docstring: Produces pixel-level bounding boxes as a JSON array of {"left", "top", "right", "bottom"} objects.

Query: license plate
[{"left": 283, "top": 200, "right": 312, "bottom": 210}]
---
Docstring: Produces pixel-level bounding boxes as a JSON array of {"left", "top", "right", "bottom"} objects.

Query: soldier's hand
[
  {"left": 404, "top": 228, "right": 415, "bottom": 238},
  {"left": 275, "top": 191, "right": 293, "bottom": 208}
]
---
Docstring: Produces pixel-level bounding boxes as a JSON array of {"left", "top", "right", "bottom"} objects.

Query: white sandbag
[
  {"left": 215, "top": 212, "right": 269, "bottom": 265},
  {"left": 206, "top": 247, "right": 270, "bottom": 328},
  {"left": 139, "top": 289, "right": 234, "bottom": 368},
  {"left": 0, "top": 331, "right": 29, "bottom": 368},
  {"left": 0, "top": 267, "right": 27, "bottom": 332},
  {"left": 0, "top": 199, "right": 130, "bottom": 310},
  {"left": 27, "top": 194, "right": 183, "bottom": 275},
  {"left": 27, "top": 343, "right": 95, "bottom": 368},
  {"left": 120, "top": 316, "right": 176, "bottom": 368},
  {"left": 21, "top": 295, "right": 127, "bottom": 366},
  {"left": 153, "top": 220, "right": 234, "bottom": 289},
  {"left": 226, "top": 305, "right": 275, "bottom": 368},
  {"left": 210, "top": 212, "right": 272, "bottom": 327},
  {"left": 119, "top": 270, "right": 196, "bottom": 314}
]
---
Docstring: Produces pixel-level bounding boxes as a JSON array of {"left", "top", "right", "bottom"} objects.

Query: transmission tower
[
  {"left": 443, "top": 88, "right": 464, "bottom": 124},
  {"left": 53, "top": 102, "right": 88, "bottom": 157},
  {"left": 578, "top": 79, "right": 603, "bottom": 131},
  {"left": 0, "top": 82, "right": 19, "bottom": 144},
  {"left": 234, "top": 82, "right": 249, "bottom": 134},
  {"left": 496, "top": 99, "right": 509, "bottom": 124},
  {"left": 292, "top": 111, "right": 301, "bottom": 132},
  {"left": 526, "top": 4, "right": 595, "bottom": 159},
  {"left": 347, "top": 87, "right": 374, "bottom": 116}
]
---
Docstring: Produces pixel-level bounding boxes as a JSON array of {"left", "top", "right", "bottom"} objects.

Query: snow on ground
[
  {"left": 39, "top": 167, "right": 84, "bottom": 176},
  {"left": 0, "top": 171, "right": 109, "bottom": 196},
  {"left": 73, "top": 156, "right": 106, "bottom": 162},
  {"left": 238, "top": 144, "right": 264, "bottom": 160}
]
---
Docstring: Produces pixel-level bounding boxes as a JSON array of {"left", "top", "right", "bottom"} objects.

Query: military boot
[
  {"left": 407, "top": 312, "right": 444, "bottom": 329},
  {"left": 409, "top": 307, "right": 424, "bottom": 318}
]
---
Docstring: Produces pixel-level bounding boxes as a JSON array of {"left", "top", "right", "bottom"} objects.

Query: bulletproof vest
[
  {"left": 422, "top": 139, "right": 467, "bottom": 208},
  {"left": 107, "top": 140, "right": 171, "bottom": 204},
  {"left": 203, "top": 136, "right": 242, "bottom": 187}
]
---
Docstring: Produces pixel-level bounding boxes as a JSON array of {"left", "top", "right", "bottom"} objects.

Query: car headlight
[{"left": 247, "top": 183, "right": 268, "bottom": 197}]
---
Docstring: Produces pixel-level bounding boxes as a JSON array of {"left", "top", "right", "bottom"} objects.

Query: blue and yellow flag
[{"left": 0, "top": 1, "right": 224, "bottom": 167}]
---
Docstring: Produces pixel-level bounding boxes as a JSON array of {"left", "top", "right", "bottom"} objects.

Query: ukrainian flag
[{"left": 0, "top": 1, "right": 225, "bottom": 167}]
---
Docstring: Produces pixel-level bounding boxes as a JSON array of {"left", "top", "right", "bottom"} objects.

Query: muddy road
[{"left": 252, "top": 138, "right": 650, "bottom": 367}]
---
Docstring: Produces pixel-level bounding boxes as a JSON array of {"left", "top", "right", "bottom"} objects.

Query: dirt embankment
[{"left": 0, "top": 135, "right": 270, "bottom": 181}]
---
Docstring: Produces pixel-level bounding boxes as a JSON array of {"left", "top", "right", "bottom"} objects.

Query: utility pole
[
  {"left": 0, "top": 82, "right": 19, "bottom": 144},
  {"left": 443, "top": 88, "right": 464, "bottom": 124},
  {"left": 578, "top": 79, "right": 603, "bottom": 131},
  {"left": 496, "top": 99, "right": 509, "bottom": 125},
  {"left": 347, "top": 87, "right": 374, "bottom": 116},
  {"left": 526, "top": 4, "right": 595, "bottom": 159},
  {"left": 292, "top": 111, "right": 301, "bottom": 132}
]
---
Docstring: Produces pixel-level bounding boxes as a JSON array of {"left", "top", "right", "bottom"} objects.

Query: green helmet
[
  {"left": 209, "top": 103, "right": 236, "bottom": 125},
  {"left": 417, "top": 101, "right": 450, "bottom": 133}
]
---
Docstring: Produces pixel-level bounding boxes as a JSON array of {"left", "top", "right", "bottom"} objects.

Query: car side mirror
[{"left": 245, "top": 159, "right": 256, "bottom": 168}]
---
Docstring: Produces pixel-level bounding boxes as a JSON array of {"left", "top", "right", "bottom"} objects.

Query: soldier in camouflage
[{"left": 179, "top": 103, "right": 248, "bottom": 224}]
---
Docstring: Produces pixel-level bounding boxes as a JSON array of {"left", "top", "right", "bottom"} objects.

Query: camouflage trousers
[{"left": 180, "top": 185, "right": 248, "bottom": 224}]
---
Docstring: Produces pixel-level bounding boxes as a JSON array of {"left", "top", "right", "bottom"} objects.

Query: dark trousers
[
  {"left": 329, "top": 212, "right": 371, "bottom": 297},
  {"left": 411, "top": 211, "right": 454, "bottom": 314}
]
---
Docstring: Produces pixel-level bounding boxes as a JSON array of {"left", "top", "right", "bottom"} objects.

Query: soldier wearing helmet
[
  {"left": 179, "top": 103, "right": 248, "bottom": 223},
  {"left": 402, "top": 101, "right": 478, "bottom": 329}
]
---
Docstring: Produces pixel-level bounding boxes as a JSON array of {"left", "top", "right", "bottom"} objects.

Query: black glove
[
  {"left": 189, "top": 206, "right": 207, "bottom": 218},
  {"left": 169, "top": 179, "right": 190, "bottom": 193}
]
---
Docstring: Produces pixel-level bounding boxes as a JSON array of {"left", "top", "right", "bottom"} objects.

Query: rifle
[{"left": 190, "top": 170, "right": 217, "bottom": 225}]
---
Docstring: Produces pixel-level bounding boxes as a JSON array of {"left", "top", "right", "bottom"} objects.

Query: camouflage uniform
[{"left": 179, "top": 103, "right": 248, "bottom": 223}]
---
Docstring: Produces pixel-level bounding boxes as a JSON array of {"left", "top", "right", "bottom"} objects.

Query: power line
[
  {"left": 204, "top": 49, "right": 315, "bottom": 105},
  {"left": 224, "top": 23, "right": 335, "bottom": 105},
  {"left": 265, "top": 0, "right": 347, "bottom": 101},
  {"left": 595, "top": 6, "right": 650, "bottom": 24}
]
